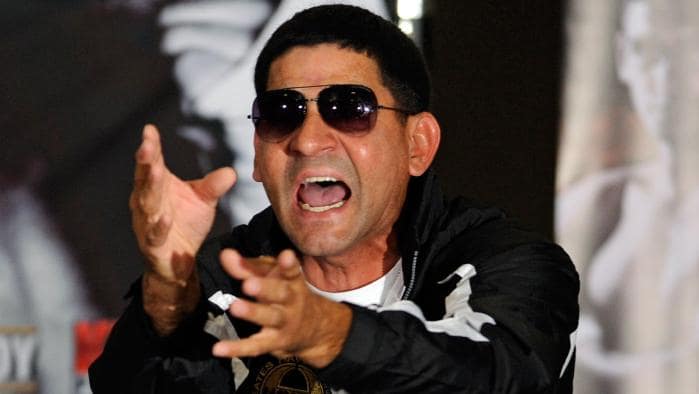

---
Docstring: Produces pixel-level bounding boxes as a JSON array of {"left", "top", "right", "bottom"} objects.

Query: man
[{"left": 90, "top": 5, "right": 579, "bottom": 393}]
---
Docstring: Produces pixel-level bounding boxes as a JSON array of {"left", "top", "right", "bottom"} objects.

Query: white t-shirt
[{"left": 306, "top": 259, "right": 405, "bottom": 308}]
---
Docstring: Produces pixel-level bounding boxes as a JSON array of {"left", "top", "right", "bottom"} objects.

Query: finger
[
  {"left": 212, "top": 334, "right": 278, "bottom": 359},
  {"left": 245, "top": 255, "right": 278, "bottom": 275},
  {"left": 220, "top": 250, "right": 277, "bottom": 280},
  {"left": 133, "top": 125, "right": 167, "bottom": 214},
  {"left": 277, "top": 249, "right": 302, "bottom": 280},
  {"left": 137, "top": 124, "right": 162, "bottom": 160},
  {"left": 229, "top": 298, "right": 285, "bottom": 328},
  {"left": 190, "top": 166, "right": 237, "bottom": 206},
  {"left": 220, "top": 249, "right": 247, "bottom": 280},
  {"left": 134, "top": 125, "right": 164, "bottom": 185},
  {"left": 242, "top": 276, "right": 293, "bottom": 304}
]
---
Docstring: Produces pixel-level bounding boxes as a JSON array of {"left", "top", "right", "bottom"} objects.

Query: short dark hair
[{"left": 254, "top": 4, "right": 430, "bottom": 114}]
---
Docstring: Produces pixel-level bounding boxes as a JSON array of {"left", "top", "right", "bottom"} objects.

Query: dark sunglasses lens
[
  {"left": 318, "top": 85, "right": 377, "bottom": 133},
  {"left": 252, "top": 90, "right": 306, "bottom": 141}
]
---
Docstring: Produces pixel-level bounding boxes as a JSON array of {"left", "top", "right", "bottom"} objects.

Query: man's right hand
[{"left": 130, "top": 124, "right": 236, "bottom": 335}]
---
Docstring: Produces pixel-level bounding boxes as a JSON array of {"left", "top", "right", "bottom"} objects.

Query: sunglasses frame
[{"left": 248, "top": 84, "right": 414, "bottom": 142}]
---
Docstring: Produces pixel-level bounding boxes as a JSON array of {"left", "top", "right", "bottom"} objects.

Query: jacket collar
[{"left": 397, "top": 169, "right": 447, "bottom": 256}]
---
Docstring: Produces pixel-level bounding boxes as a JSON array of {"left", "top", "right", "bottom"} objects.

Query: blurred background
[{"left": 0, "top": 0, "right": 696, "bottom": 393}]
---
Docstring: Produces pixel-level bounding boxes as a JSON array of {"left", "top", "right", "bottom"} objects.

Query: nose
[{"left": 287, "top": 102, "right": 338, "bottom": 156}]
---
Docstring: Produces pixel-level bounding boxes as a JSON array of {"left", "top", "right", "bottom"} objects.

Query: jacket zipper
[{"left": 401, "top": 249, "right": 419, "bottom": 300}]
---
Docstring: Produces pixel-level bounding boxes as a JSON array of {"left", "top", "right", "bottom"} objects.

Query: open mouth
[{"left": 297, "top": 176, "right": 351, "bottom": 213}]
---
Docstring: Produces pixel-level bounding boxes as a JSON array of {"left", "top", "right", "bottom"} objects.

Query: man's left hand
[{"left": 212, "top": 249, "right": 352, "bottom": 368}]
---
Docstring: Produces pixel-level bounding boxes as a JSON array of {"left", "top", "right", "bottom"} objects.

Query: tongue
[{"left": 299, "top": 183, "right": 348, "bottom": 207}]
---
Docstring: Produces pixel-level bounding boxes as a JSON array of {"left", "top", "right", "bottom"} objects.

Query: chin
[{"left": 291, "top": 232, "right": 352, "bottom": 258}]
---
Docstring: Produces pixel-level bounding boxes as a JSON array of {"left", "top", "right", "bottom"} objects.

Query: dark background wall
[
  {"left": 427, "top": 0, "right": 564, "bottom": 239},
  {"left": 1, "top": 0, "right": 564, "bottom": 317}
]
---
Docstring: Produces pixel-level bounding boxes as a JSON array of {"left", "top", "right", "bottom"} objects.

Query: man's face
[{"left": 253, "top": 44, "right": 413, "bottom": 258}]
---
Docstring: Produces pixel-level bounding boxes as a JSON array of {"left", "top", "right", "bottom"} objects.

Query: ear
[{"left": 407, "top": 112, "right": 441, "bottom": 176}]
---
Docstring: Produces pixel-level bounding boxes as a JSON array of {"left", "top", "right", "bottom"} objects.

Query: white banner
[{"left": 556, "top": 0, "right": 699, "bottom": 393}]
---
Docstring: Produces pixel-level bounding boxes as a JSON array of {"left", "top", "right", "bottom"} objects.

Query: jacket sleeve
[
  {"left": 317, "top": 242, "right": 579, "bottom": 394},
  {"left": 88, "top": 283, "right": 234, "bottom": 394}
]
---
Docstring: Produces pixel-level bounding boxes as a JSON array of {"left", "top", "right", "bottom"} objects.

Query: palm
[
  {"left": 151, "top": 174, "right": 215, "bottom": 278},
  {"left": 131, "top": 125, "right": 236, "bottom": 282}
]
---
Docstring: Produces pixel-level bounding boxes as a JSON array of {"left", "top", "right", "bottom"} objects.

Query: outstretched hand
[
  {"left": 213, "top": 249, "right": 352, "bottom": 368},
  {"left": 130, "top": 124, "right": 236, "bottom": 334}
]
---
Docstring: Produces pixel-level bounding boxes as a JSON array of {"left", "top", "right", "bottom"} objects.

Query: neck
[{"left": 301, "top": 232, "right": 401, "bottom": 292}]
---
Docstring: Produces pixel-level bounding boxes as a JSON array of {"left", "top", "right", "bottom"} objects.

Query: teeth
[
  {"left": 300, "top": 200, "right": 345, "bottom": 212},
  {"left": 304, "top": 176, "right": 337, "bottom": 183}
]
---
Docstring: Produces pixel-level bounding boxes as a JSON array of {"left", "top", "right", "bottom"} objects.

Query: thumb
[{"left": 192, "top": 166, "right": 237, "bottom": 204}]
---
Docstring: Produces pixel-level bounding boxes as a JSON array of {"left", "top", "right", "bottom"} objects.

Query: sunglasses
[{"left": 248, "top": 84, "right": 414, "bottom": 142}]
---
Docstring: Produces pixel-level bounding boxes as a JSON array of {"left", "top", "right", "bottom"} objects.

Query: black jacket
[{"left": 90, "top": 171, "right": 579, "bottom": 393}]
